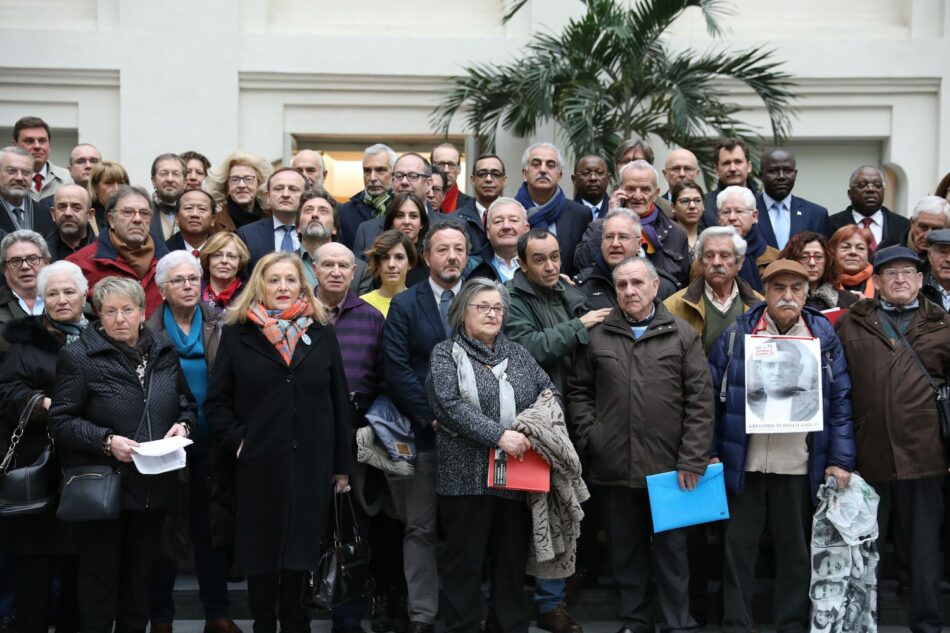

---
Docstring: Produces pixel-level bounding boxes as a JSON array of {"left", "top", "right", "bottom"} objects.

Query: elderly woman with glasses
[
  {"left": 0, "top": 230, "right": 50, "bottom": 360},
  {"left": 0, "top": 260, "right": 87, "bottom": 633},
  {"left": 198, "top": 232, "right": 250, "bottom": 313},
  {"left": 779, "top": 232, "right": 859, "bottom": 311},
  {"left": 426, "top": 277, "right": 560, "bottom": 633},
  {"left": 829, "top": 225, "right": 876, "bottom": 299},
  {"left": 49, "top": 276, "right": 196, "bottom": 632},
  {"left": 205, "top": 152, "right": 274, "bottom": 233},
  {"left": 145, "top": 252, "right": 240, "bottom": 633}
]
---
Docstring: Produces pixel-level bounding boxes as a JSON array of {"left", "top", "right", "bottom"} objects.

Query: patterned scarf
[
  {"left": 46, "top": 313, "right": 88, "bottom": 344},
  {"left": 246, "top": 297, "right": 315, "bottom": 366},
  {"left": 363, "top": 190, "right": 392, "bottom": 217}
]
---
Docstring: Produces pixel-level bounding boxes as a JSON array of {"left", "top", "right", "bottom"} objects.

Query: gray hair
[
  {"left": 0, "top": 145, "right": 32, "bottom": 163},
  {"left": 105, "top": 184, "right": 153, "bottom": 216},
  {"left": 37, "top": 260, "right": 87, "bottom": 297},
  {"left": 0, "top": 229, "right": 51, "bottom": 263},
  {"left": 521, "top": 142, "right": 565, "bottom": 171},
  {"left": 603, "top": 207, "right": 643, "bottom": 235},
  {"left": 447, "top": 277, "right": 511, "bottom": 332},
  {"left": 155, "top": 251, "right": 202, "bottom": 285},
  {"left": 911, "top": 195, "right": 950, "bottom": 223},
  {"left": 364, "top": 143, "right": 397, "bottom": 169},
  {"left": 314, "top": 242, "right": 356, "bottom": 267},
  {"left": 716, "top": 185, "right": 756, "bottom": 212},
  {"left": 91, "top": 276, "right": 146, "bottom": 312},
  {"left": 422, "top": 219, "right": 470, "bottom": 255},
  {"left": 486, "top": 196, "right": 527, "bottom": 224},
  {"left": 617, "top": 159, "right": 659, "bottom": 188},
  {"left": 696, "top": 226, "right": 748, "bottom": 261},
  {"left": 613, "top": 255, "right": 658, "bottom": 282},
  {"left": 848, "top": 165, "right": 886, "bottom": 189}
]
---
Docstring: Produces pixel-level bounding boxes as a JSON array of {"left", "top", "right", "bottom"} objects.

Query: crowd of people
[{"left": 0, "top": 113, "right": 949, "bottom": 633}]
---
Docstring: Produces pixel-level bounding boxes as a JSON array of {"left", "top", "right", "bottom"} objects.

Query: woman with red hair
[{"left": 828, "top": 225, "right": 876, "bottom": 299}]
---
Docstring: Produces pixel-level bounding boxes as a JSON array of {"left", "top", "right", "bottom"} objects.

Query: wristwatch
[{"left": 103, "top": 434, "right": 114, "bottom": 456}]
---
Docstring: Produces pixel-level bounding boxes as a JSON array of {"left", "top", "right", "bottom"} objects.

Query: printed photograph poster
[{"left": 744, "top": 335, "right": 823, "bottom": 434}]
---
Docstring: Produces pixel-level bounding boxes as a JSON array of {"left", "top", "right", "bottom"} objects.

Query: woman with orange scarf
[
  {"left": 829, "top": 225, "right": 876, "bottom": 299},
  {"left": 206, "top": 251, "right": 353, "bottom": 632}
]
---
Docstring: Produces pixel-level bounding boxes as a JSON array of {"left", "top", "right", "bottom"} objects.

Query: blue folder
[{"left": 645, "top": 463, "right": 729, "bottom": 533}]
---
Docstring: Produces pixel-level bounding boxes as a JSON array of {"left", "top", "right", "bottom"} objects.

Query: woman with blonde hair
[
  {"left": 204, "top": 151, "right": 274, "bottom": 233},
  {"left": 199, "top": 232, "right": 251, "bottom": 313},
  {"left": 87, "top": 160, "right": 130, "bottom": 235},
  {"left": 206, "top": 251, "right": 352, "bottom": 631}
]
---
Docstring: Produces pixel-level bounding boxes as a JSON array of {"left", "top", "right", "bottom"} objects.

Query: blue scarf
[
  {"left": 515, "top": 182, "right": 567, "bottom": 230},
  {"left": 638, "top": 205, "right": 662, "bottom": 251},
  {"left": 739, "top": 224, "right": 768, "bottom": 293},
  {"left": 164, "top": 305, "right": 209, "bottom": 450}
]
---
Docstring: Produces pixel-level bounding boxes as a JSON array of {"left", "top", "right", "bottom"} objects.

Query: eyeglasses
[
  {"left": 717, "top": 208, "right": 752, "bottom": 217},
  {"left": 879, "top": 267, "right": 918, "bottom": 279},
  {"left": 469, "top": 303, "right": 505, "bottom": 315},
  {"left": 676, "top": 197, "right": 703, "bottom": 206},
  {"left": 577, "top": 170, "right": 607, "bottom": 179},
  {"left": 114, "top": 207, "right": 153, "bottom": 220},
  {"left": 228, "top": 175, "right": 258, "bottom": 186},
  {"left": 851, "top": 180, "right": 884, "bottom": 190},
  {"left": 3, "top": 255, "right": 47, "bottom": 269},
  {"left": 157, "top": 170, "right": 183, "bottom": 179},
  {"left": 797, "top": 253, "right": 826, "bottom": 263},
  {"left": 209, "top": 252, "right": 240, "bottom": 262},
  {"left": 163, "top": 275, "right": 201, "bottom": 288},
  {"left": 603, "top": 233, "right": 636, "bottom": 243},
  {"left": 473, "top": 169, "right": 504, "bottom": 180},
  {"left": 392, "top": 171, "right": 426, "bottom": 183},
  {"left": 433, "top": 161, "right": 459, "bottom": 169},
  {"left": 2, "top": 167, "right": 32, "bottom": 178},
  {"left": 100, "top": 306, "right": 140, "bottom": 320}
]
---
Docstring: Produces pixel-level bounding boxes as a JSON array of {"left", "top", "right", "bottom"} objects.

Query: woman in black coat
[
  {"left": 0, "top": 261, "right": 88, "bottom": 633},
  {"left": 49, "top": 276, "right": 196, "bottom": 633},
  {"left": 205, "top": 251, "right": 353, "bottom": 633}
]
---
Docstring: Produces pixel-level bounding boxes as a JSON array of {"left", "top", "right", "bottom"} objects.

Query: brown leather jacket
[
  {"left": 835, "top": 296, "right": 950, "bottom": 482},
  {"left": 566, "top": 301, "right": 714, "bottom": 487}
]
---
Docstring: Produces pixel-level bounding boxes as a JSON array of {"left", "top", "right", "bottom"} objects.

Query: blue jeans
[{"left": 533, "top": 577, "right": 566, "bottom": 615}]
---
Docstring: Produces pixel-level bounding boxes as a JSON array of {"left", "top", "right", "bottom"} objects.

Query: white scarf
[{"left": 452, "top": 342, "right": 516, "bottom": 428}]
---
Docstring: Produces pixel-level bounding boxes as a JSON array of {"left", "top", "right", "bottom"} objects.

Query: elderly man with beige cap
[{"left": 707, "top": 259, "right": 856, "bottom": 633}]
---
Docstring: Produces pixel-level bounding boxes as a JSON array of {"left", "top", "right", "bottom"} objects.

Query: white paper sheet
[{"left": 131, "top": 436, "right": 193, "bottom": 474}]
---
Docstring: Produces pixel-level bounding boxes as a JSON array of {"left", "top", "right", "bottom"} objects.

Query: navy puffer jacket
[{"left": 707, "top": 303, "right": 856, "bottom": 500}]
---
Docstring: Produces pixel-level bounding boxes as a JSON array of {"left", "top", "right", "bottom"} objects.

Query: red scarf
[
  {"left": 441, "top": 183, "right": 461, "bottom": 212},
  {"left": 837, "top": 264, "right": 875, "bottom": 298},
  {"left": 203, "top": 278, "right": 242, "bottom": 308},
  {"left": 246, "top": 298, "right": 315, "bottom": 366}
]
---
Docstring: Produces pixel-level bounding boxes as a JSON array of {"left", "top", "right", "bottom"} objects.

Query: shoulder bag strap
[
  {"left": 880, "top": 311, "right": 942, "bottom": 394},
  {"left": 0, "top": 392, "right": 47, "bottom": 472}
]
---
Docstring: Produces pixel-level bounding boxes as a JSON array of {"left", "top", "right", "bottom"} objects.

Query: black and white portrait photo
[{"left": 744, "top": 336, "right": 823, "bottom": 433}]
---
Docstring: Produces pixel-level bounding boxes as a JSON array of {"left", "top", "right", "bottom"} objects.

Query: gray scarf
[{"left": 452, "top": 342, "right": 516, "bottom": 428}]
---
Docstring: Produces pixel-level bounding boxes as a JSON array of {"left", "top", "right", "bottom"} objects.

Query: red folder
[
  {"left": 821, "top": 307, "right": 846, "bottom": 325},
  {"left": 487, "top": 448, "right": 550, "bottom": 492}
]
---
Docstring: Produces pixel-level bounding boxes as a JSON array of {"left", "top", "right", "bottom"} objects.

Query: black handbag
[
  {"left": 56, "top": 464, "right": 123, "bottom": 521},
  {"left": 0, "top": 393, "right": 56, "bottom": 515},
  {"left": 301, "top": 490, "right": 373, "bottom": 611},
  {"left": 882, "top": 312, "right": 950, "bottom": 442}
]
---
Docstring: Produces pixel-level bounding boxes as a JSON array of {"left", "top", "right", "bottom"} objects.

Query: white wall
[{"left": 0, "top": 0, "right": 947, "bottom": 213}]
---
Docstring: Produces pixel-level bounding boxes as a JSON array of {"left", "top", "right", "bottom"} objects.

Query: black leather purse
[
  {"left": 301, "top": 490, "right": 373, "bottom": 610},
  {"left": 0, "top": 393, "right": 56, "bottom": 515},
  {"left": 56, "top": 464, "right": 124, "bottom": 521}
]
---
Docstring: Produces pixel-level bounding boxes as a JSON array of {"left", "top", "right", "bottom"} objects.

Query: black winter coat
[
  {"left": 0, "top": 317, "right": 74, "bottom": 554},
  {"left": 205, "top": 320, "right": 353, "bottom": 576},
  {"left": 49, "top": 324, "right": 197, "bottom": 511}
]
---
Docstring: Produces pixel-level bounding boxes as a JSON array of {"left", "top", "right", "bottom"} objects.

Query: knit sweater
[{"left": 331, "top": 291, "right": 386, "bottom": 398}]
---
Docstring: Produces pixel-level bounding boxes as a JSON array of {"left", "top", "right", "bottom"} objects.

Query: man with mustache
[
  {"left": 708, "top": 259, "right": 855, "bottom": 633},
  {"left": 828, "top": 165, "right": 910, "bottom": 250},
  {"left": 149, "top": 153, "right": 187, "bottom": 241},
  {"left": 514, "top": 143, "right": 591, "bottom": 277},
  {"left": 339, "top": 144, "right": 396, "bottom": 249},
  {"left": 47, "top": 183, "right": 95, "bottom": 262},
  {"left": 296, "top": 189, "right": 369, "bottom": 293},
  {"left": 836, "top": 245, "right": 950, "bottom": 633},
  {"left": 902, "top": 196, "right": 949, "bottom": 271},
  {"left": 664, "top": 226, "right": 763, "bottom": 354},
  {"left": 922, "top": 228, "right": 950, "bottom": 311},
  {"left": 383, "top": 221, "right": 469, "bottom": 633},
  {"left": 67, "top": 185, "right": 170, "bottom": 316},
  {"left": 467, "top": 197, "right": 530, "bottom": 282}
]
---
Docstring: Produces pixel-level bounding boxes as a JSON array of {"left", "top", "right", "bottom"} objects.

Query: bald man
[{"left": 661, "top": 149, "right": 701, "bottom": 201}]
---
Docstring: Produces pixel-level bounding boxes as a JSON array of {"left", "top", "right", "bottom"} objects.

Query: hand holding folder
[
  {"left": 487, "top": 448, "right": 550, "bottom": 493},
  {"left": 645, "top": 463, "right": 729, "bottom": 533}
]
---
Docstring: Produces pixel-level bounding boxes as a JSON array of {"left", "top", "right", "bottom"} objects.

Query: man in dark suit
[
  {"left": 431, "top": 143, "right": 473, "bottom": 213},
  {"left": 514, "top": 143, "right": 591, "bottom": 277},
  {"left": 828, "top": 165, "right": 909, "bottom": 251},
  {"left": 572, "top": 154, "right": 611, "bottom": 220},
  {"left": 700, "top": 138, "right": 758, "bottom": 230},
  {"left": 454, "top": 154, "right": 509, "bottom": 253},
  {"left": 164, "top": 189, "right": 215, "bottom": 256},
  {"left": 237, "top": 168, "right": 307, "bottom": 274},
  {"left": 660, "top": 148, "right": 702, "bottom": 203},
  {"left": 383, "top": 220, "right": 469, "bottom": 633},
  {"left": 0, "top": 146, "right": 55, "bottom": 237},
  {"left": 755, "top": 148, "right": 832, "bottom": 250},
  {"left": 149, "top": 153, "right": 186, "bottom": 242},
  {"left": 339, "top": 144, "right": 396, "bottom": 249}
]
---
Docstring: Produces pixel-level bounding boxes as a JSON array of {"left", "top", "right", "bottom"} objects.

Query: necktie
[
  {"left": 12, "top": 208, "right": 24, "bottom": 227},
  {"left": 860, "top": 217, "right": 878, "bottom": 251},
  {"left": 33, "top": 173, "right": 43, "bottom": 193},
  {"left": 280, "top": 225, "right": 295, "bottom": 252},
  {"left": 772, "top": 202, "right": 789, "bottom": 250},
  {"left": 439, "top": 289, "right": 454, "bottom": 337},
  {"left": 192, "top": 249, "right": 200, "bottom": 259}
]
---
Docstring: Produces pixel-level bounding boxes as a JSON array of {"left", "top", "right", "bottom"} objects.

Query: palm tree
[{"left": 431, "top": 0, "right": 795, "bottom": 173}]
